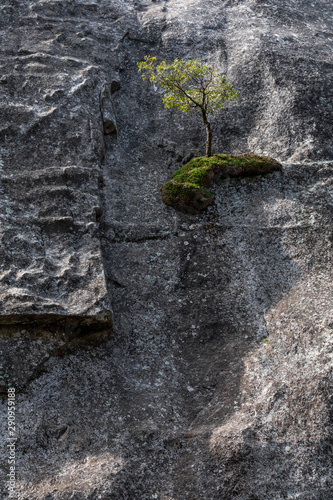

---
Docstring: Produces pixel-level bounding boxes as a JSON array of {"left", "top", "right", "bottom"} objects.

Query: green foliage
[
  {"left": 137, "top": 56, "right": 239, "bottom": 115},
  {"left": 138, "top": 56, "right": 239, "bottom": 156}
]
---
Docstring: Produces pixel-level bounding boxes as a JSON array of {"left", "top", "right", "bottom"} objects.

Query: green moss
[
  {"left": 177, "top": 153, "right": 281, "bottom": 174},
  {"left": 161, "top": 153, "right": 282, "bottom": 214},
  {"left": 161, "top": 180, "right": 213, "bottom": 207}
]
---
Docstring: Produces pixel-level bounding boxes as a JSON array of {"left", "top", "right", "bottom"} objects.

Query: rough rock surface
[{"left": 0, "top": 0, "right": 332, "bottom": 499}]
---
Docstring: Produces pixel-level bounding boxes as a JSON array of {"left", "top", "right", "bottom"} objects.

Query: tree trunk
[
  {"left": 205, "top": 121, "right": 212, "bottom": 157},
  {"left": 201, "top": 109, "right": 212, "bottom": 157}
]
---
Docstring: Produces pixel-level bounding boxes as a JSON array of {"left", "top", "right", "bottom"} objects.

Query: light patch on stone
[{"left": 16, "top": 454, "right": 125, "bottom": 498}]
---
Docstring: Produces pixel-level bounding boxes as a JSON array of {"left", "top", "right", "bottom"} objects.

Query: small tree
[{"left": 137, "top": 56, "right": 239, "bottom": 157}]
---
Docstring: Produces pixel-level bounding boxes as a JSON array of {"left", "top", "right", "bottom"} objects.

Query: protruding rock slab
[
  {"left": 0, "top": 165, "right": 112, "bottom": 389},
  {"left": 0, "top": 165, "right": 111, "bottom": 322},
  {"left": 0, "top": 0, "right": 113, "bottom": 388}
]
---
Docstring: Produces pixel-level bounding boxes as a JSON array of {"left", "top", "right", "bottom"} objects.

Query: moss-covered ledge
[{"left": 161, "top": 153, "right": 282, "bottom": 214}]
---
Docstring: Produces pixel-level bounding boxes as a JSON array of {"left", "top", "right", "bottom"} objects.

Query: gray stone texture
[{"left": 0, "top": 0, "right": 332, "bottom": 499}]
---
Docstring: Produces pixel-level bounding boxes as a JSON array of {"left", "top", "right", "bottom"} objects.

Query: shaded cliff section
[{"left": 0, "top": 1, "right": 332, "bottom": 499}]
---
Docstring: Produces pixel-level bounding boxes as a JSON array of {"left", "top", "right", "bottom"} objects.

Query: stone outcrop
[
  {"left": 161, "top": 154, "right": 282, "bottom": 214},
  {"left": 0, "top": 1, "right": 332, "bottom": 499}
]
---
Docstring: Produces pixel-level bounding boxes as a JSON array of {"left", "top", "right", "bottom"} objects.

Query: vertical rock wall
[{"left": 0, "top": 1, "right": 332, "bottom": 499}]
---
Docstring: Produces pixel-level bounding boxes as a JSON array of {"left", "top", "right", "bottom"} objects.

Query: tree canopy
[{"left": 137, "top": 56, "right": 239, "bottom": 156}]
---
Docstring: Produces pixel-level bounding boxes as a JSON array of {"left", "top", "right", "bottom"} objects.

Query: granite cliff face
[{"left": 0, "top": 1, "right": 332, "bottom": 499}]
